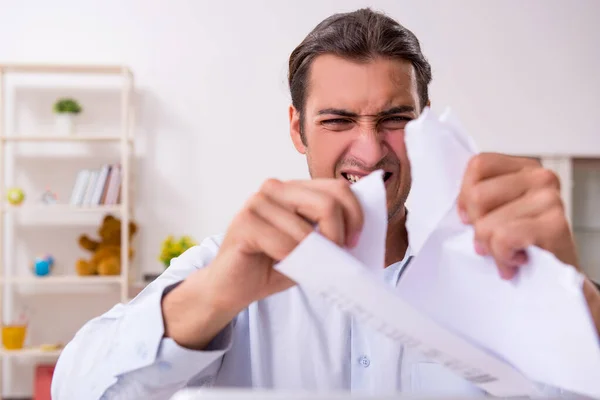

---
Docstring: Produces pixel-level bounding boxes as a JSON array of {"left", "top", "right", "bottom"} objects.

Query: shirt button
[
  {"left": 358, "top": 356, "right": 370, "bottom": 368},
  {"left": 158, "top": 361, "right": 171, "bottom": 371}
]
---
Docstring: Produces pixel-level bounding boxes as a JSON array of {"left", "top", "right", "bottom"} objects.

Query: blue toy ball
[{"left": 32, "top": 255, "right": 54, "bottom": 277}]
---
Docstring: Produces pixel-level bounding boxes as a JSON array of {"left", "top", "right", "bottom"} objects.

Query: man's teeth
[{"left": 346, "top": 174, "right": 361, "bottom": 183}]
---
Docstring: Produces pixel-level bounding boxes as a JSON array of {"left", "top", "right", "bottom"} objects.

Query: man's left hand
[
  {"left": 457, "top": 152, "right": 600, "bottom": 335},
  {"left": 457, "top": 152, "right": 577, "bottom": 277}
]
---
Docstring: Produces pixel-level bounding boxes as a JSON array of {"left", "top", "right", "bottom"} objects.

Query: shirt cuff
[
  {"left": 153, "top": 322, "right": 233, "bottom": 382},
  {"left": 111, "top": 280, "right": 234, "bottom": 382}
]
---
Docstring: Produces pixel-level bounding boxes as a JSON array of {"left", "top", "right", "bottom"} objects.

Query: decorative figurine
[
  {"left": 6, "top": 187, "right": 25, "bottom": 206},
  {"left": 40, "top": 187, "right": 58, "bottom": 205},
  {"left": 32, "top": 255, "right": 54, "bottom": 277}
]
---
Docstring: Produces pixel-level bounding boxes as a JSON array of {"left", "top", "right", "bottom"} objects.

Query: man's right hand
[{"left": 162, "top": 178, "right": 363, "bottom": 349}]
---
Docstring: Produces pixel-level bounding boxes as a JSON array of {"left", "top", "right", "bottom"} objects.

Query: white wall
[
  {"left": 2, "top": 0, "right": 599, "bottom": 271},
  {"left": 0, "top": 0, "right": 599, "bottom": 396}
]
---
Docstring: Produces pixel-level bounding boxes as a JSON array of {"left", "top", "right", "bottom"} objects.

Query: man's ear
[{"left": 289, "top": 105, "right": 306, "bottom": 155}]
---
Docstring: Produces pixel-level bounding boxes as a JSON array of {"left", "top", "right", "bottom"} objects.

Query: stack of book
[{"left": 69, "top": 164, "right": 122, "bottom": 206}]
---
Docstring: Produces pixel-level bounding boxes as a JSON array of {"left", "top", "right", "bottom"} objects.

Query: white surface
[
  {"left": 0, "top": 348, "right": 62, "bottom": 358},
  {"left": 171, "top": 388, "right": 455, "bottom": 400},
  {"left": 1, "top": 204, "right": 122, "bottom": 213},
  {"left": 0, "top": 135, "right": 130, "bottom": 142},
  {"left": 345, "top": 170, "right": 387, "bottom": 274},
  {"left": 0, "top": 275, "right": 122, "bottom": 285}
]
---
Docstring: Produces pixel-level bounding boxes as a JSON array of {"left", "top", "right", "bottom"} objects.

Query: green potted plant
[
  {"left": 53, "top": 98, "right": 83, "bottom": 135},
  {"left": 158, "top": 235, "right": 197, "bottom": 268}
]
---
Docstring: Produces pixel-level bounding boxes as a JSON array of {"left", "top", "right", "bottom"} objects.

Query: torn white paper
[
  {"left": 276, "top": 230, "right": 540, "bottom": 397},
  {"left": 276, "top": 173, "right": 539, "bottom": 397},
  {"left": 401, "top": 107, "right": 600, "bottom": 398},
  {"left": 344, "top": 170, "right": 387, "bottom": 273}
]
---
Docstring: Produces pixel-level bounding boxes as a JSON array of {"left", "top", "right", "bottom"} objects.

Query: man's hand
[
  {"left": 163, "top": 178, "right": 363, "bottom": 349},
  {"left": 204, "top": 178, "right": 363, "bottom": 312},
  {"left": 457, "top": 152, "right": 600, "bottom": 335},
  {"left": 457, "top": 153, "right": 578, "bottom": 277}
]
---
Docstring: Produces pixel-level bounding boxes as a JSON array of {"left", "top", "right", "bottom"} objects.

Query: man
[{"left": 52, "top": 8, "right": 600, "bottom": 399}]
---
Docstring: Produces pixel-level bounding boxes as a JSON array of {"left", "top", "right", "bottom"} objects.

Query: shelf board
[
  {"left": 0, "top": 275, "right": 123, "bottom": 285},
  {"left": 0, "top": 135, "right": 132, "bottom": 143},
  {"left": 1, "top": 204, "right": 122, "bottom": 214},
  {"left": 0, "top": 347, "right": 62, "bottom": 358},
  {"left": 0, "top": 63, "right": 130, "bottom": 75}
]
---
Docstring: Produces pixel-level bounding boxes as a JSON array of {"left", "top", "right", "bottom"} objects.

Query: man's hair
[{"left": 288, "top": 8, "right": 432, "bottom": 144}]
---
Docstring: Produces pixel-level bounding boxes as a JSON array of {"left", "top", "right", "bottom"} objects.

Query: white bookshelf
[
  {"left": 0, "top": 347, "right": 62, "bottom": 358},
  {"left": 0, "top": 63, "right": 136, "bottom": 397},
  {"left": 0, "top": 275, "right": 123, "bottom": 285},
  {"left": 0, "top": 135, "right": 133, "bottom": 143},
  {"left": 1, "top": 203, "right": 123, "bottom": 213}
]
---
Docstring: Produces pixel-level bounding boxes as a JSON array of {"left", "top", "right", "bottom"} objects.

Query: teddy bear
[{"left": 76, "top": 214, "right": 138, "bottom": 276}]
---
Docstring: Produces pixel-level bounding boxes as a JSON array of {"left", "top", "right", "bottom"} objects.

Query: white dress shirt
[{"left": 51, "top": 234, "right": 578, "bottom": 400}]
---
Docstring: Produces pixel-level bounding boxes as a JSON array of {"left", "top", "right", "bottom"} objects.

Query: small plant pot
[{"left": 55, "top": 113, "right": 77, "bottom": 135}]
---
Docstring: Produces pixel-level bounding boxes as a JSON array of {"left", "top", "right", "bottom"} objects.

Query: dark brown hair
[{"left": 288, "top": 8, "right": 432, "bottom": 143}]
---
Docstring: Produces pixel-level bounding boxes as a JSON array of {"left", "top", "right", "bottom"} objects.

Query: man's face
[{"left": 290, "top": 54, "right": 420, "bottom": 222}]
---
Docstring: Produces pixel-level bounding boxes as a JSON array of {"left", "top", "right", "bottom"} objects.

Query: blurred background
[{"left": 0, "top": 0, "right": 599, "bottom": 398}]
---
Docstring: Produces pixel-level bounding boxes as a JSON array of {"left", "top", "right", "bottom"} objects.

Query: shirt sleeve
[{"left": 51, "top": 235, "right": 233, "bottom": 400}]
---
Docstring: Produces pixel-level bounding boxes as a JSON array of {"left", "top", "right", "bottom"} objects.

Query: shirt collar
[{"left": 383, "top": 245, "right": 414, "bottom": 286}]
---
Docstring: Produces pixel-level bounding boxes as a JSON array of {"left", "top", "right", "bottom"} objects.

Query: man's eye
[
  {"left": 322, "top": 119, "right": 353, "bottom": 126},
  {"left": 380, "top": 116, "right": 411, "bottom": 129}
]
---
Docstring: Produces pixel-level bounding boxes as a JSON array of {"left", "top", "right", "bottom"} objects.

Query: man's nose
[{"left": 348, "top": 129, "right": 389, "bottom": 167}]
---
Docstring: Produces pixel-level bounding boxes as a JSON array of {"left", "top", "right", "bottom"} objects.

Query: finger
[
  {"left": 473, "top": 187, "right": 562, "bottom": 253},
  {"left": 260, "top": 179, "right": 346, "bottom": 247},
  {"left": 247, "top": 191, "right": 314, "bottom": 242},
  {"left": 463, "top": 167, "right": 560, "bottom": 222},
  {"left": 288, "top": 179, "right": 364, "bottom": 246},
  {"left": 458, "top": 153, "right": 539, "bottom": 220},
  {"left": 243, "top": 210, "right": 299, "bottom": 261},
  {"left": 488, "top": 217, "right": 537, "bottom": 279}
]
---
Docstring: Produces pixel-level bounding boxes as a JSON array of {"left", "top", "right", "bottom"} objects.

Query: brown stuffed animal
[{"left": 76, "top": 214, "right": 138, "bottom": 276}]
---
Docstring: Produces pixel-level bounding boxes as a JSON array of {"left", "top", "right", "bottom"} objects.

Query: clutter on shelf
[
  {"left": 76, "top": 214, "right": 138, "bottom": 276},
  {"left": 39, "top": 343, "right": 63, "bottom": 352},
  {"left": 0, "top": 64, "right": 135, "bottom": 398},
  {"left": 6, "top": 186, "right": 25, "bottom": 206},
  {"left": 53, "top": 97, "right": 82, "bottom": 136},
  {"left": 40, "top": 187, "right": 58, "bottom": 205},
  {"left": 32, "top": 254, "right": 54, "bottom": 277},
  {"left": 69, "top": 163, "right": 122, "bottom": 207},
  {"left": 159, "top": 235, "right": 197, "bottom": 268},
  {"left": 1, "top": 324, "right": 27, "bottom": 350},
  {"left": 1, "top": 310, "right": 29, "bottom": 350}
]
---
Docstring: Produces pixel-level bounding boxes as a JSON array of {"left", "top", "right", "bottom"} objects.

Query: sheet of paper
[
  {"left": 275, "top": 107, "right": 600, "bottom": 398},
  {"left": 275, "top": 173, "right": 540, "bottom": 397},
  {"left": 276, "top": 232, "right": 539, "bottom": 397},
  {"left": 401, "top": 107, "right": 600, "bottom": 398},
  {"left": 343, "top": 170, "right": 387, "bottom": 273}
]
